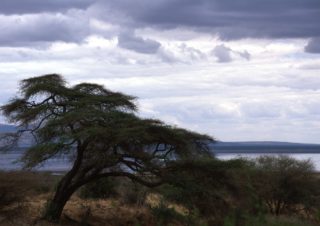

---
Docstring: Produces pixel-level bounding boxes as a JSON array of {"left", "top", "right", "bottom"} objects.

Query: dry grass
[
  {"left": 0, "top": 171, "right": 183, "bottom": 226},
  {"left": 1, "top": 192, "right": 188, "bottom": 226},
  {"left": 0, "top": 193, "right": 158, "bottom": 226},
  {"left": 0, "top": 171, "right": 58, "bottom": 226},
  {"left": 146, "top": 193, "right": 188, "bottom": 215},
  {"left": 0, "top": 172, "right": 176, "bottom": 226}
]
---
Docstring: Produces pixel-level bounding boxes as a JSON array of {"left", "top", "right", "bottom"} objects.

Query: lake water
[
  {"left": 1, "top": 146, "right": 320, "bottom": 172},
  {"left": 0, "top": 149, "right": 72, "bottom": 172}
]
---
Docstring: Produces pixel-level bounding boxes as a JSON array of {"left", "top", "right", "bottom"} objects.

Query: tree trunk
[
  {"left": 42, "top": 146, "right": 86, "bottom": 222},
  {"left": 42, "top": 177, "right": 78, "bottom": 222}
]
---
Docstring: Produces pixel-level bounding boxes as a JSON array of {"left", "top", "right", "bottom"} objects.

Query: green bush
[
  {"left": 118, "top": 181, "right": 148, "bottom": 206},
  {"left": 79, "top": 177, "right": 118, "bottom": 199},
  {"left": 0, "top": 183, "right": 23, "bottom": 213},
  {"left": 248, "top": 155, "right": 320, "bottom": 216},
  {"left": 158, "top": 158, "right": 248, "bottom": 225},
  {"left": 150, "top": 201, "right": 205, "bottom": 226},
  {"left": 265, "top": 216, "right": 316, "bottom": 226},
  {"left": 224, "top": 214, "right": 317, "bottom": 226},
  {"left": 0, "top": 170, "right": 53, "bottom": 217},
  {"left": 151, "top": 202, "right": 184, "bottom": 226}
]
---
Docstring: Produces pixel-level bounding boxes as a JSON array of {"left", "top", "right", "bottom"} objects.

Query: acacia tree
[
  {"left": 0, "top": 74, "right": 213, "bottom": 222},
  {"left": 249, "top": 155, "right": 319, "bottom": 216}
]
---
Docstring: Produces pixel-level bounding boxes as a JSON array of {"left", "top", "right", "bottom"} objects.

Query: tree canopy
[{"left": 0, "top": 74, "right": 213, "bottom": 222}]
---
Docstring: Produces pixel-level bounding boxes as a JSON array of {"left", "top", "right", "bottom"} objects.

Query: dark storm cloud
[
  {"left": 96, "top": 0, "right": 320, "bottom": 40},
  {"left": 1, "top": 0, "right": 320, "bottom": 51},
  {"left": 117, "top": 32, "right": 161, "bottom": 54},
  {"left": 0, "top": 0, "right": 94, "bottom": 14},
  {"left": 0, "top": 13, "right": 89, "bottom": 46},
  {"left": 305, "top": 38, "right": 320, "bottom": 53}
]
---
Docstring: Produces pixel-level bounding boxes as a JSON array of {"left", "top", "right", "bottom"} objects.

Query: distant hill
[{"left": 211, "top": 141, "right": 320, "bottom": 154}]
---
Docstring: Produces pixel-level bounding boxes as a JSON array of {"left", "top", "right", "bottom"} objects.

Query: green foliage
[
  {"left": 79, "top": 177, "right": 118, "bottom": 199},
  {"left": 223, "top": 210, "right": 266, "bottom": 226},
  {"left": 158, "top": 156, "right": 320, "bottom": 225},
  {"left": 118, "top": 181, "right": 148, "bottom": 206},
  {"left": 151, "top": 202, "right": 182, "bottom": 226},
  {"left": 217, "top": 156, "right": 320, "bottom": 225},
  {"left": 158, "top": 158, "right": 248, "bottom": 225},
  {"left": 248, "top": 155, "right": 320, "bottom": 216},
  {"left": 0, "top": 171, "right": 56, "bottom": 217},
  {"left": 224, "top": 214, "right": 317, "bottom": 226},
  {"left": 0, "top": 182, "right": 23, "bottom": 213}
]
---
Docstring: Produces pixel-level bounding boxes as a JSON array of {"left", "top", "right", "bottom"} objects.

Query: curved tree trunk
[
  {"left": 43, "top": 145, "right": 87, "bottom": 222},
  {"left": 42, "top": 164, "right": 98, "bottom": 222},
  {"left": 42, "top": 173, "right": 80, "bottom": 222}
]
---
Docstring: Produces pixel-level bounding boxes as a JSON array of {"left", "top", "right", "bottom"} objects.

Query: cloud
[
  {"left": 212, "top": 44, "right": 250, "bottom": 63},
  {"left": 138, "top": 90, "right": 320, "bottom": 143},
  {"left": 0, "top": 11, "right": 90, "bottom": 46},
  {"left": 0, "top": 0, "right": 319, "bottom": 144},
  {"left": 156, "top": 44, "right": 207, "bottom": 63},
  {"left": 212, "top": 45, "right": 232, "bottom": 63},
  {"left": 298, "top": 62, "right": 320, "bottom": 70},
  {"left": 0, "top": 0, "right": 94, "bottom": 14},
  {"left": 1, "top": 0, "right": 319, "bottom": 50},
  {"left": 305, "top": 38, "right": 320, "bottom": 53},
  {"left": 1, "top": 53, "right": 320, "bottom": 143},
  {"left": 238, "top": 50, "right": 250, "bottom": 60},
  {"left": 117, "top": 32, "right": 161, "bottom": 54},
  {"left": 95, "top": 0, "right": 320, "bottom": 40},
  {"left": 157, "top": 47, "right": 179, "bottom": 63},
  {"left": 178, "top": 44, "right": 207, "bottom": 61}
]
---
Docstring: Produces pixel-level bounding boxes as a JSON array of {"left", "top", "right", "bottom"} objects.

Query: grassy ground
[
  {"left": 0, "top": 192, "right": 188, "bottom": 226},
  {"left": 0, "top": 171, "right": 182, "bottom": 226},
  {"left": 246, "top": 215, "right": 318, "bottom": 226}
]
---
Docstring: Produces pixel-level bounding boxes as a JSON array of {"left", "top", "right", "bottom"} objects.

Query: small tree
[
  {"left": 250, "top": 155, "right": 320, "bottom": 216},
  {"left": 0, "top": 74, "right": 213, "bottom": 222}
]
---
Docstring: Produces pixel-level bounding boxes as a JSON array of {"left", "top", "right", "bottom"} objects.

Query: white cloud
[
  {"left": 212, "top": 44, "right": 232, "bottom": 62},
  {"left": 0, "top": 1, "right": 319, "bottom": 144}
]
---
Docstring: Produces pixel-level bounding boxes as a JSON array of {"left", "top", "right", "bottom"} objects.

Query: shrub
[
  {"left": 158, "top": 158, "right": 247, "bottom": 225},
  {"left": 150, "top": 201, "right": 205, "bottom": 226},
  {"left": 151, "top": 202, "right": 184, "bottom": 226},
  {"left": 248, "top": 155, "right": 320, "bottom": 216},
  {"left": 79, "top": 177, "right": 118, "bottom": 199},
  {"left": 224, "top": 214, "right": 317, "bottom": 226},
  {"left": 118, "top": 180, "right": 148, "bottom": 206},
  {"left": 0, "top": 183, "right": 23, "bottom": 213},
  {"left": 0, "top": 171, "right": 45, "bottom": 216}
]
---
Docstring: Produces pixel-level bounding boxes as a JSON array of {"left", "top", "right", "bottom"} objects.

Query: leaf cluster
[{"left": 1, "top": 74, "right": 213, "bottom": 184}]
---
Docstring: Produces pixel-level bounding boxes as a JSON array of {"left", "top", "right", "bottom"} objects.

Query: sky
[{"left": 0, "top": 0, "right": 320, "bottom": 143}]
